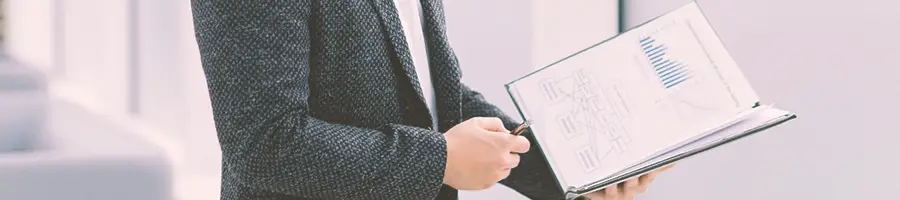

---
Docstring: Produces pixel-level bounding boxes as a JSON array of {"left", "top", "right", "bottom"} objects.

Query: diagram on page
[{"left": 537, "top": 69, "right": 635, "bottom": 173}]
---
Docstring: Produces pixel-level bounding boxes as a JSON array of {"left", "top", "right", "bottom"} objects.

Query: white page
[
  {"left": 506, "top": 2, "right": 760, "bottom": 190},
  {"left": 595, "top": 106, "right": 792, "bottom": 186}
]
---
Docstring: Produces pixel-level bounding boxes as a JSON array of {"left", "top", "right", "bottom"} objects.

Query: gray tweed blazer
[{"left": 191, "top": 0, "right": 562, "bottom": 199}]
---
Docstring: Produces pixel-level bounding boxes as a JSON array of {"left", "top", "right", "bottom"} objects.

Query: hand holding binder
[
  {"left": 581, "top": 164, "right": 674, "bottom": 200},
  {"left": 504, "top": 1, "right": 796, "bottom": 199}
]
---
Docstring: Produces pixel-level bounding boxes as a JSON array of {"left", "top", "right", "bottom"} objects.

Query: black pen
[{"left": 510, "top": 120, "right": 533, "bottom": 136}]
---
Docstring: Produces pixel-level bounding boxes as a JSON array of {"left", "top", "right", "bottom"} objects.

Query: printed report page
[{"left": 506, "top": 2, "right": 760, "bottom": 190}]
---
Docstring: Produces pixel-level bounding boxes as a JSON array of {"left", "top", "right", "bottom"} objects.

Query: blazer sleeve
[
  {"left": 190, "top": 1, "right": 447, "bottom": 199},
  {"left": 459, "top": 84, "right": 567, "bottom": 199}
]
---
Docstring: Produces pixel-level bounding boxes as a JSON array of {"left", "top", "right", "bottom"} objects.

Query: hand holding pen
[{"left": 441, "top": 117, "right": 532, "bottom": 190}]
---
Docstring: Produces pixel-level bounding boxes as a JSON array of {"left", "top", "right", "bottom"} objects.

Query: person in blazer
[{"left": 190, "top": 0, "right": 671, "bottom": 199}]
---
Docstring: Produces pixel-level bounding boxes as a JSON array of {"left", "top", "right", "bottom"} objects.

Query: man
[{"left": 190, "top": 0, "right": 671, "bottom": 199}]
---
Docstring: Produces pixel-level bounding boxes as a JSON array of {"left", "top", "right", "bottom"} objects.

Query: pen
[{"left": 510, "top": 120, "right": 533, "bottom": 136}]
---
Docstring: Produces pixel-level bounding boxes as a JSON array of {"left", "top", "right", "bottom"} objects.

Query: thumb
[{"left": 473, "top": 117, "right": 508, "bottom": 132}]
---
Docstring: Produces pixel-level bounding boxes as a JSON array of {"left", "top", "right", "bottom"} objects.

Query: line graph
[{"left": 638, "top": 19, "right": 746, "bottom": 125}]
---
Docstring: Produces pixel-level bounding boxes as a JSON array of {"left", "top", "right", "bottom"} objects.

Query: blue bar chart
[{"left": 640, "top": 36, "right": 692, "bottom": 89}]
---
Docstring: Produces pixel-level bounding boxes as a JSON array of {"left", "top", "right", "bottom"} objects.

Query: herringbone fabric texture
[{"left": 190, "top": 0, "right": 563, "bottom": 199}]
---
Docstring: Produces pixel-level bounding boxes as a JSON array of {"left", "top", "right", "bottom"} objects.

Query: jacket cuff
[{"left": 373, "top": 124, "right": 448, "bottom": 199}]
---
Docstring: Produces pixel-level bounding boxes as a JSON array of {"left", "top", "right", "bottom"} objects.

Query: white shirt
[{"left": 394, "top": 0, "right": 439, "bottom": 129}]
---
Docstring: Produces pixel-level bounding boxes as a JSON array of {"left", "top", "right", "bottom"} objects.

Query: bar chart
[{"left": 640, "top": 36, "right": 692, "bottom": 89}]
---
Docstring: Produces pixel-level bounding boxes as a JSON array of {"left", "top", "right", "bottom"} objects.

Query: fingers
[
  {"left": 489, "top": 169, "right": 511, "bottom": 188},
  {"left": 584, "top": 181, "right": 645, "bottom": 200},
  {"left": 508, "top": 135, "right": 531, "bottom": 153},
  {"left": 504, "top": 153, "right": 521, "bottom": 169},
  {"left": 636, "top": 183, "right": 650, "bottom": 194},
  {"left": 635, "top": 175, "right": 652, "bottom": 194},
  {"left": 474, "top": 117, "right": 508, "bottom": 132},
  {"left": 502, "top": 138, "right": 526, "bottom": 169},
  {"left": 635, "top": 170, "right": 662, "bottom": 194},
  {"left": 603, "top": 184, "right": 619, "bottom": 199},
  {"left": 624, "top": 178, "right": 640, "bottom": 189},
  {"left": 583, "top": 192, "right": 603, "bottom": 200},
  {"left": 622, "top": 192, "right": 635, "bottom": 200},
  {"left": 585, "top": 174, "right": 663, "bottom": 200},
  {"left": 640, "top": 170, "right": 661, "bottom": 184}
]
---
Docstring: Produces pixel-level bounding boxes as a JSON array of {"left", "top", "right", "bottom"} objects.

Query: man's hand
[
  {"left": 442, "top": 117, "right": 531, "bottom": 190},
  {"left": 582, "top": 164, "right": 675, "bottom": 200}
]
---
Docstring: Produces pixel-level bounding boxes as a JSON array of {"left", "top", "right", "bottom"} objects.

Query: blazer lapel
[
  {"left": 419, "top": 0, "right": 463, "bottom": 131},
  {"left": 370, "top": 0, "right": 435, "bottom": 127}
]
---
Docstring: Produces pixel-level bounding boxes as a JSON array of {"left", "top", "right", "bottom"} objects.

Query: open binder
[{"left": 504, "top": 1, "right": 796, "bottom": 199}]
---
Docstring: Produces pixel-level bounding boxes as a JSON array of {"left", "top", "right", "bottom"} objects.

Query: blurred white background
[{"left": 2, "top": 0, "right": 898, "bottom": 199}]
